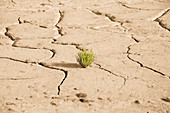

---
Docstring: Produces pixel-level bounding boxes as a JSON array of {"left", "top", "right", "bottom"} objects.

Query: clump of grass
[{"left": 77, "top": 49, "right": 95, "bottom": 68}]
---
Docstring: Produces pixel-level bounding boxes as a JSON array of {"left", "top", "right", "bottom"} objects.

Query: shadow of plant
[{"left": 51, "top": 62, "right": 82, "bottom": 68}]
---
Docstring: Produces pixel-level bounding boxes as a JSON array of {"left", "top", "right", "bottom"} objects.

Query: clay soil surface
[{"left": 0, "top": 0, "right": 170, "bottom": 113}]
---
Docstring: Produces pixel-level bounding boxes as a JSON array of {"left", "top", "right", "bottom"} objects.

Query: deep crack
[
  {"left": 11, "top": 0, "right": 16, "bottom": 4},
  {"left": 57, "top": 71, "right": 68, "bottom": 95},
  {"left": 55, "top": 26, "right": 63, "bottom": 36},
  {"left": 55, "top": 10, "right": 65, "bottom": 37},
  {"left": 154, "top": 8, "right": 170, "bottom": 31},
  {"left": 161, "top": 97, "right": 170, "bottom": 103},
  {"left": 154, "top": 8, "right": 170, "bottom": 19},
  {"left": 38, "top": 62, "right": 68, "bottom": 95},
  {"left": 127, "top": 35, "right": 169, "bottom": 77},
  {"left": 131, "top": 35, "right": 139, "bottom": 43},
  {"left": 18, "top": 17, "right": 22, "bottom": 24},
  {"left": 47, "top": 48, "right": 56, "bottom": 59},
  {"left": 155, "top": 20, "right": 170, "bottom": 31},
  {"left": 57, "top": 10, "right": 64, "bottom": 24},
  {"left": 127, "top": 45, "right": 167, "bottom": 77},
  {"left": 5, "top": 28, "right": 15, "bottom": 41}
]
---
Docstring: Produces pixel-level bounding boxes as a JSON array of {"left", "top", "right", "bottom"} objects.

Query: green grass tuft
[{"left": 77, "top": 49, "right": 95, "bottom": 68}]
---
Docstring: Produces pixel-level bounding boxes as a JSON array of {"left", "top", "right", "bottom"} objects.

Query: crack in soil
[
  {"left": 53, "top": 42, "right": 83, "bottom": 51},
  {"left": 0, "top": 76, "right": 46, "bottom": 81},
  {"left": 161, "top": 97, "right": 170, "bottom": 103},
  {"left": 38, "top": 62, "right": 68, "bottom": 95},
  {"left": 0, "top": 56, "right": 68, "bottom": 95},
  {"left": 21, "top": 20, "right": 48, "bottom": 29},
  {"left": 13, "top": 42, "right": 56, "bottom": 60},
  {"left": 2, "top": 35, "right": 56, "bottom": 60},
  {"left": 54, "top": 10, "right": 65, "bottom": 37},
  {"left": 2, "top": 10, "right": 69, "bottom": 95},
  {"left": 18, "top": 17, "right": 22, "bottom": 24},
  {"left": 57, "top": 10, "right": 64, "bottom": 25},
  {"left": 126, "top": 36, "right": 169, "bottom": 78},
  {"left": 154, "top": 8, "right": 170, "bottom": 19},
  {"left": 155, "top": 19, "right": 170, "bottom": 31},
  {"left": 86, "top": 9, "right": 126, "bottom": 32},
  {"left": 0, "top": 78, "right": 34, "bottom": 80},
  {"left": 0, "top": 58, "right": 66, "bottom": 82},
  {"left": 5, "top": 27, "right": 15, "bottom": 41},
  {"left": 153, "top": 8, "right": 170, "bottom": 31},
  {"left": 11, "top": 0, "right": 16, "bottom": 4},
  {"left": 117, "top": 1, "right": 161, "bottom": 11},
  {"left": 0, "top": 57, "right": 37, "bottom": 64},
  {"left": 94, "top": 62, "right": 127, "bottom": 89},
  {"left": 154, "top": 8, "right": 170, "bottom": 31},
  {"left": 86, "top": 8, "right": 151, "bottom": 83},
  {"left": 131, "top": 35, "right": 139, "bottom": 43},
  {"left": 52, "top": 41, "right": 129, "bottom": 89}
]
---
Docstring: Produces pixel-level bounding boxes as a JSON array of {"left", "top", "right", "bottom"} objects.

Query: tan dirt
[{"left": 0, "top": 0, "right": 170, "bottom": 113}]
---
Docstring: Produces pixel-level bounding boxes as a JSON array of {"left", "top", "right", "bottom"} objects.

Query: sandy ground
[{"left": 0, "top": 0, "right": 170, "bottom": 113}]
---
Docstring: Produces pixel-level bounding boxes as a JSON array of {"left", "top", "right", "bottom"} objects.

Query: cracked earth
[{"left": 0, "top": 0, "right": 170, "bottom": 113}]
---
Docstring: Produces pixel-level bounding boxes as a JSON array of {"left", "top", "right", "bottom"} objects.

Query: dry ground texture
[{"left": 0, "top": 0, "right": 170, "bottom": 113}]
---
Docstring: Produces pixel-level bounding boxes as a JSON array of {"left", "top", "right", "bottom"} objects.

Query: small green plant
[{"left": 77, "top": 49, "right": 95, "bottom": 68}]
